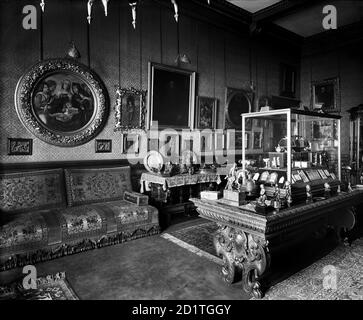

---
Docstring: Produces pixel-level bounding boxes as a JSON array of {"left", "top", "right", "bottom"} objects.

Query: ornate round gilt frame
[{"left": 15, "top": 58, "right": 109, "bottom": 147}]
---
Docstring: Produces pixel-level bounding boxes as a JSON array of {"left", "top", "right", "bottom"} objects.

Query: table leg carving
[{"left": 213, "top": 224, "right": 270, "bottom": 299}]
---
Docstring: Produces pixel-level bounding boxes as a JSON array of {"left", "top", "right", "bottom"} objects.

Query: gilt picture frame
[
  {"left": 14, "top": 58, "right": 108, "bottom": 147},
  {"left": 311, "top": 78, "right": 340, "bottom": 113},
  {"left": 122, "top": 133, "right": 140, "bottom": 154},
  {"left": 224, "top": 87, "right": 252, "bottom": 130},
  {"left": 115, "top": 86, "right": 147, "bottom": 132},
  {"left": 7, "top": 138, "right": 33, "bottom": 155},
  {"left": 95, "top": 139, "right": 112, "bottom": 153},
  {"left": 195, "top": 96, "right": 217, "bottom": 129}
]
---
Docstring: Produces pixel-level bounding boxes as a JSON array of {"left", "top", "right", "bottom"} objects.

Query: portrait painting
[
  {"left": 15, "top": 59, "right": 108, "bottom": 147},
  {"left": 311, "top": 78, "right": 340, "bottom": 113},
  {"left": 33, "top": 73, "right": 95, "bottom": 133},
  {"left": 196, "top": 97, "right": 217, "bottom": 129},
  {"left": 7, "top": 138, "right": 32, "bottom": 155},
  {"left": 115, "top": 87, "right": 146, "bottom": 132},
  {"left": 280, "top": 64, "right": 296, "bottom": 98},
  {"left": 148, "top": 62, "right": 196, "bottom": 129}
]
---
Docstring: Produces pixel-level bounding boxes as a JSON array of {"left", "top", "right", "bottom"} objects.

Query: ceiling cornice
[{"left": 252, "top": 0, "right": 325, "bottom": 23}]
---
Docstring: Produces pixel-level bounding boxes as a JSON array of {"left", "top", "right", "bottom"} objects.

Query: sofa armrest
[{"left": 123, "top": 191, "right": 149, "bottom": 206}]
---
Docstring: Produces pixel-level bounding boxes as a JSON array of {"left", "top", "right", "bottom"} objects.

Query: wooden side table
[{"left": 140, "top": 172, "right": 223, "bottom": 229}]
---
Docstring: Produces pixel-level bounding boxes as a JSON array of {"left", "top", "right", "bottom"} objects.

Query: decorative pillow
[
  {"left": 64, "top": 167, "right": 132, "bottom": 206},
  {"left": 102, "top": 200, "right": 151, "bottom": 225},
  {"left": 0, "top": 169, "right": 66, "bottom": 214},
  {"left": 61, "top": 206, "right": 103, "bottom": 236},
  {"left": 0, "top": 213, "right": 46, "bottom": 249}
]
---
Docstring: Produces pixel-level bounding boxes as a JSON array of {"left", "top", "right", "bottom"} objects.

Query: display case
[
  {"left": 242, "top": 109, "right": 341, "bottom": 203},
  {"left": 349, "top": 105, "right": 363, "bottom": 185}
]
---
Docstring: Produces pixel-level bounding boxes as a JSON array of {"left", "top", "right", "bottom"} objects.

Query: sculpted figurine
[
  {"left": 360, "top": 172, "right": 363, "bottom": 185},
  {"left": 284, "top": 181, "right": 292, "bottom": 208},
  {"left": 324, "top": 182, "right": 331, "bottom": 198},
  {"left": 257, "top": 184, "right": 267, "bottom": 207},
  {"left": 306, "top": 184, "right": 313, "bottom": 204},
  {"left": 273, "top": 184, "right": 281, "bottom": 212},
  {"left": 225, "top": 162, "right": 238, "bottom": 191}
]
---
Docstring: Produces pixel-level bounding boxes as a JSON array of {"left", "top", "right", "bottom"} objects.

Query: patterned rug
[
  {"left": 0, "top": 272, "right": 78, "bottom": 300},
  {"left": 162, "top": 221, "right": 363, "bottom": 300}
]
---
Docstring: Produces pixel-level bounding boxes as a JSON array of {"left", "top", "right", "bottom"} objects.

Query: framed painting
[
  {"left": 195, "top": 96, "right": 217, "bottom": 129},
  {"left": 7, "top": 138, "right": 33, "bottom": 155},
  {"left": 159, "top": 132, "right": 180, "bottom": 158},
  {"left": 311, "top": 78, "right": 340, "bottom": 113},
  {"left": 115, "top": 86, "right": 146, "bottom": 132},
  {"left": 280, "top": 63, "right": 296, "bottom": 98},
  {"left": 14, "top": 58, "right": 108, "bottom": 147},
  {"left": 147, "top": 62, "right": 196, "bottom": 129},
  {"left": 122, "top": 134, "right": 140, "bottom": 154},
  {"left": 95, "top": 139, "right": 112, "bottom": 153},
  {"left": 253, "top": 132, "right": 263, "bottom": 149},
  {"left": 224, "top": 87, "right": 252, "bottom": 130}
]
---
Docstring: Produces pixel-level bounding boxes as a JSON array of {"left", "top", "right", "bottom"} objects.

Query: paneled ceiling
[
  {"left": 226, "top": 0, "right": 282, "bottom": 13},
  {"left": 224, "top": 0, "right": 363, "bottom": 38},
  {"left": 273, "top": 0, "right": 363, "bottom": 37}
]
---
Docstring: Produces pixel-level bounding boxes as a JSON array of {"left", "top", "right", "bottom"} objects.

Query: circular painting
[
  {"left": 15, "top": 59, "right": 108, "bottom": 147},
  {"left": 33, "top": 73, "right": 95, "bottom": 133},
  {"left": 225, "top": 90, "right": 251, "bottom": 129}
]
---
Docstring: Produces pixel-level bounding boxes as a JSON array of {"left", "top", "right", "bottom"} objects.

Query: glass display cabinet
[
  {"left": 349, "top": 105, "right": 363, "bottom": 185},
  {"left": 242, "top": 109, "right": 341, "bottom": 202}
]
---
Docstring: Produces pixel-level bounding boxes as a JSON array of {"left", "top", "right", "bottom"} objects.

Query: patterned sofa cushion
[
  {"left": 103, "top": 200, "right": 158, "bottom": 225},
  {"left": 61, "top": 205, "right": 104, "bottom": 237},
  {"left": 0, "top": 169, "right": 66, "bottom": 214},
  {"left": 0, "top": 213, "right": 47, "bottom": 253},
  {"left": 64, "top": 167, "right": 132, "bottom": 206}
]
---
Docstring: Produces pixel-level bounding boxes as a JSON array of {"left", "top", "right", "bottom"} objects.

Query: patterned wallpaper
[{"left": 0, "top": 0, "right": 300, "bottom": 164}]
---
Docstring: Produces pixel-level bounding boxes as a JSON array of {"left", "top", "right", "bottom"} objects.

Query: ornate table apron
[{"left": 190, "top": 190, "right": 363, "bottom": 299}]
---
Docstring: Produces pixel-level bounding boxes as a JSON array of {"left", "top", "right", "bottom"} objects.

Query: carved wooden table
[{"left": 190, "top": 190, "right": 363, "bottom": 299}]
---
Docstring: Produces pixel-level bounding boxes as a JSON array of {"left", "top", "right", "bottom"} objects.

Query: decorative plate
[{"left": 143, "top": 151, "right": 164, "bottom": 174}]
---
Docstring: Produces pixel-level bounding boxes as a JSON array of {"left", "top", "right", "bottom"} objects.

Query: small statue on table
[
  {"left": 360, "top": 171, "right": 363, "bottom": 185},
  {"left": 273, "top": 184, "right": 281, "bottom": 212},
  {"left": 255, "top": 184, "right": 267, "bottom": 214},
  {"left": 284, "top": 181, "right": 292, "bottom": 208},
  {"left": 225, "top": 162, "right": 238, "bottom": 191},
  {"left": 324, "top": 182, "right": 332, "bottom": 198},
  {"left": 306, "top": 184, "right": 313, "bottom": 204}
]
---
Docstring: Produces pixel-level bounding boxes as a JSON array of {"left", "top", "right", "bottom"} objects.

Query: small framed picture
[
  {"left": 195, "top": 96, "right": 217, "bottom": 129},
  {"left": 260, "top": 171, "right": 270, "bottom": 182},
  {"left": 95, "top": 139, "right": 112, "bottom": 153},
  {"left": 298, "top": 170, "right": 310, "bottom": 183},
  {"left": 253, "top": 132, "right": 262, "bottom": 149},
  {"left": 267, "top": 172, "right": 278, "bottom": 185},
  {"left": 122, "top": 134, "right": 140, "bottom": 154},
  {"left": 159, "top": 133, "right": 180, "bottom": 157},
  {"left": 8, "top": 138, "right": 33, "bottom": 155}
]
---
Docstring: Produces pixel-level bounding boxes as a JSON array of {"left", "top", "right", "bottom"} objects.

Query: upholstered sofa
[{"left": 0, "top": 166, "right": 159, "bottom": 271}]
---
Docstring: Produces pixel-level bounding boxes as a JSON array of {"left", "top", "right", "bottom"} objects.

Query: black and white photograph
[{"left": 1, "top": 0, "right": 363, "bottom": 308}]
